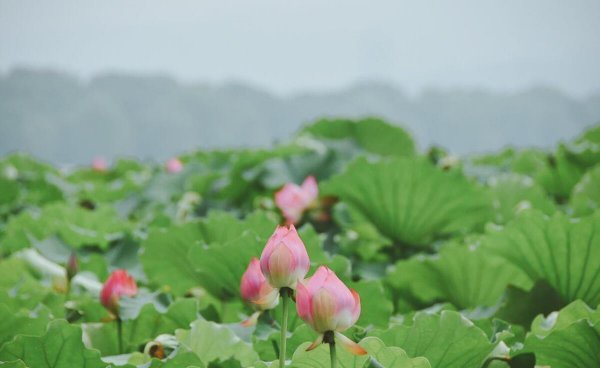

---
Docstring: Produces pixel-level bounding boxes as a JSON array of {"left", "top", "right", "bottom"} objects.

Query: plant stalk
[
  {"left": 329, "top": 340, "right": 337, "bottom": 368},
  {"left": 117, "top": 317, "right": 123, "bottom": 354},
  {"left": 279, "top": 288, "right": 290, "bottom": 367}
]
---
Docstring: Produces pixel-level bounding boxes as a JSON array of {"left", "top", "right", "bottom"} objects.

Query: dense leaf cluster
[{"left": 0, "top": 118, "right": 599, "bottom": 367}]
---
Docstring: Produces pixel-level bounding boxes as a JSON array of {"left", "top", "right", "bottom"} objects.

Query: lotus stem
[
  {"left": 279, "top": 287, "right": 290, "bottom": 367},
  {"left": 117, "top": 317, "right": 123, "bottom": 354}
]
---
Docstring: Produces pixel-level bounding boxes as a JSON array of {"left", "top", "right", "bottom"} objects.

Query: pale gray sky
[{"left": 1, "top": 0, "right": 599, "bottom": 96}]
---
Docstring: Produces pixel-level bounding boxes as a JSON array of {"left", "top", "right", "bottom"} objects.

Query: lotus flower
[
  {"left": 165, "top": 157, "right": 183, "bottom": 173},
  {"left": 92, "top": 156, "right": 108, "bottom": 172},
  {"left": 240, "top": 258, "right": 280, "bottom": 326},
  {"left": 100, "top": 269, "right": 138, "bottom": 316},
  {"left": 275, "top": 176, "right": 318, "bottom": 224},
  {"left": 260, "top": 225, "right": 310, "bottom": 289},
  {"left": 296, "top": 266, "right": 366, "bottom": 355}
]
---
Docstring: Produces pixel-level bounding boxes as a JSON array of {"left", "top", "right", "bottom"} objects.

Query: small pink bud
[
  {"left": 66, "top": 253, "right": 79, "bottom": 281},
  {"left": 165, "top": 157, "right": 183, "bottom": 173},
  {"left": 100, "top": 269, "right": 138, "bottom": 316},
  {"left": 240, "top": 258, "right": 279, "bottom": 310},
  {"left": 92, "top": 156, "right": 108, "bottom": 172},
  {"left": 296, "top": 266, "right": 366, "bottom": 355},
  {"left": 260, "top": 225, "right": 310, "bottom": 289},
  {"left": 275, "top": 176, "right": 318, "bottom": 224}
]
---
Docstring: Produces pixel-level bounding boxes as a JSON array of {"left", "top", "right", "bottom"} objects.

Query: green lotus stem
[
  {"left": 117, "top": 317, "right": 123, "bottom": 354},
  {"left": 329, "top": 340, "right": 337, "bottom": 368},
  {"left": 279, "top": 288, "right": 290, "bottom": 367}
]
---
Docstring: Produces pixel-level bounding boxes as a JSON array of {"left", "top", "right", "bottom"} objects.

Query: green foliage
[
  {"left": 0, "top": 119, "right": 599, "bottom": 367},
  {"left": 176, "top": 319, "right": 259, "bottom": 366},
  {"left": 0, "top": 320, "right": 106, "bottom": 368},
  {"left": 522, "top": 301, "right": 600, "bottom": 368},
  {"left": 323, "top": 157, "right": 492, "bottom": 247},
  {"left": 300, "top": 118, "right": 416, "bottom": 157},
  {"left": 484, "top": 210, "right": 600, "bottom": 305},
  {"left": 370, "top": 311, "right": 497, "bottom": 368}
]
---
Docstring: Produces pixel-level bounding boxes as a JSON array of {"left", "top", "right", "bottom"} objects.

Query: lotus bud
[
  {"left": 240, "top": 257, "right": 279, "bottom": 326},
  {"left": 296, "top": 266, "right": 366, "bottom": 355},
  {"left": 260, "top": 225, "right": 310, "bottom": 289},
  {"left": 165, "top": 157, "right": 183, "bottom": 173},
  {"left": 66, "top": 253, "right": 79, "bottom": 281},
  {"left": 92, "top": 156, "right": 108, "bottom": 172},
  {"left": 100, "top": 269, "right": 138, "bottom": 316},
  {"left": 275, "top": 176, "right": 318, "bottom": 224},
  {"left": 241, "top": 258, "right": 279, "bottom": 309}
]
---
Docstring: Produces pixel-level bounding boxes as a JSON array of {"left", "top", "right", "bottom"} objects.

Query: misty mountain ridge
[{"left": 1, "top": 68, "right": 599, "bottom": 164}]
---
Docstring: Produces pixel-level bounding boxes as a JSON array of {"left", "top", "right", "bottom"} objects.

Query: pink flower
[
  {"left": 92, "top": 156, "right": 108, "bottom": 172},
  {"left": 260, "top": 225, "right": 310, "bottom": 289},
  {"left": 296, "top": 266, "right": 366, "bottom": 355},
  {"left": 275, "top": 176, "right": 318, "bottom": 224},
  {"left": 165, "top": 157, "right": 183, "bottom": 173},
  {"left": 100, "top": 269, "right": 138, "bottom": 316},
  {"left": 240, "top": 258, "right": 279, "bottom": 310}
]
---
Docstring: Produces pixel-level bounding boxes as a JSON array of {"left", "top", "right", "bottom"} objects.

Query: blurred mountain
[{"left": 1, "top": 68, "right": 598, "bottom": 164}]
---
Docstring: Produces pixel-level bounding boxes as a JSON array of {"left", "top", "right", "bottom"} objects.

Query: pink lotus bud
[
  {"left": 92, "top": 156, "right": 108, "bottom": 172},
  {"left": 240, "top": 258, "right": 279, "bottom": 310},
  {"left": 296, "top": 266, "right": 366, "bottom": 355},
  {"left": 275, "top": 176, "right": 318, "bottom": 224},
  {"left": 66, "top": 253, "right": 79, "bottom": 281},
  {"left": 100, "top": 269, "right": 138, "bottom": 316},
  {"left": 260, "top": 225, "right": 310, "bottom": 289},
  {"left": 165, "top": 157, "right": 183, "bottom": 173}
]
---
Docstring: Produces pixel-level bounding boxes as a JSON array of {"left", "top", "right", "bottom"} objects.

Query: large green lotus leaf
[
  {"left": 524, "top": 320, "right": 600, "bottom": 368},
  {"left": 332, "top": 203, "right": 393, "bottom": 262},
  {"left": 140, "top": 222, "right": 206, "bottom": 295},
  {"left": 486, "top": 174, "right": 556, "bottom": 224},
  {"left": 141, "top": 211, "right": 277, "bottom": 297},
  {"left": 0, "top": 153, "right": 65, "bottom": 208},
  {"left": 300, "top": 118, "right": 416, "bottom": 157},
  {"left": 570, "top": 164, "right": 600, "bottom": 216},
  {"left": 469, "top": 147, "right": 547, "bottom": 173},
  {"left": 0, "top": 320, "right": 107, "bottom": 368},
  {"left": 145, "top": 352, "right": 204, "bottom": 367},
  {"left": 1, "top": 211, "right": 48, "bottom": 254},
  {"left": 369, "top": 311, "right": 496, "bottom": 368},
  {"left": 68, "top": 160, "right": 151, "bottom": 204},
  {"left": 387, "top": 243, "right": 532, "bottom": 310},
  {"left": 212, "top": 146, "right": 303, "bottom": 209},
  {"left": 322, "top": 157, "right": 492, "bottom": 247},
  {"left": 0, "top": 303, "right": 53, "bottom": 348},
  {"left": 0, "top": 257, "right": 65, "bottom": 317},
  {"left": 529, "top": 300, "right": 600, "bottom": 337},
  {"left": 188, "top": 231, "right": 267, "bottom": 300},
  {"left": 522, "top": 301, "right": 600, "bottom": 368},
  {"left": 194, "top": 210, "right": 277, "bottom": 245},
  {"left": 123, "top": 351, "right": 204, "bottom": 367},
  {"left": 0, "top": 177, "right": 19, "bottom": 210},
  {"left": 1, "top": 203, "right": 131, "bottom": 253},
  {"left": 350, "top": 279, "right": 394, "bottom": 329},
  {"left": 494, "top": 281, "right": 565, "bottom": 328},
  {"left": 83, "top": 299, "right": 199, "bottom": 356},
  {"left": 563, "top": 123, "right": 600, "bottom": 167},
  {"left": 291, "top": 337, "right": 430, "bottom": 368},
  {"left": 483, "top": 209, "right": 600, "bottom": 306},
  {"left": 0, "top": 153, "right": 60, "bottom": 178},
  {"left": 535, "top": 145, "right": 585, "bottom": 200},
  {"left": 360, "top": 337, "right": 431, "bottom": 368},
  {"left": 175, "top": 319, "right": 258, "bottom": 367}
]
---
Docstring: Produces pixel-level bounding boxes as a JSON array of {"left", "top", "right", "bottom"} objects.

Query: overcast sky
[{"left": 1, "top": 0, "right": 599, "bottom": 96}]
